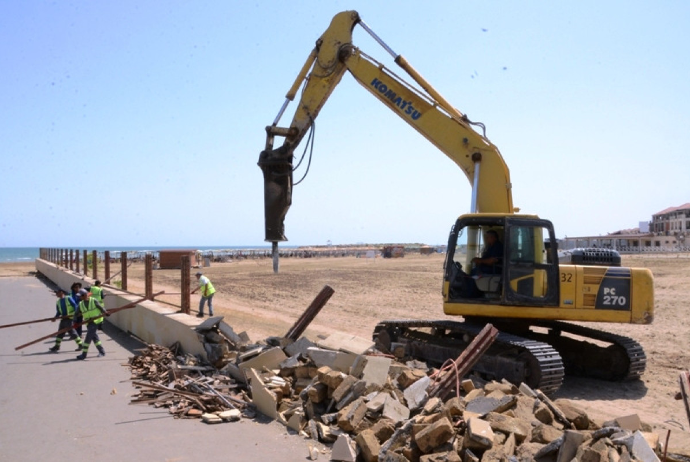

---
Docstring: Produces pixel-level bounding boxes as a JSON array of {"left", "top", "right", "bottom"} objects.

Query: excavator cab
[{"left": 444, "top": 215, "right": 560, "bottom": 307}]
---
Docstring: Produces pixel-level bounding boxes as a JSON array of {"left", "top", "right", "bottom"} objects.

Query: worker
[
  {"left": 471, "top": 229, "right": 504, "bottom": 275},
  {"left": 76, "top": 289, "right": 108, "bottom": 360},
  {"left": 70, "top": 282, "right": 84, "bottom": 337},
  {"left": 194, "top": 272, "right": 216, "bottom": 318},
  {"left": 49, "top": 289, "right": 83, "bottom": 352},
  {"left": 89, "top": 280, "right": 104, "bottom": 304}
]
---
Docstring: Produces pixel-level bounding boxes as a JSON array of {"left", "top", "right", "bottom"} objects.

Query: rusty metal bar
[
  {"left": 83, "top": 250, "right": 87, "bottom": 275},
  {"left": 104, "top": 251, "right": 110, "bottom": 282},
  {"left": 121, "top": 252, "right": 128, "bottom": 291},
  {"left": 427, "top": 323, "right": 499, "bottom": 400},
  {"left": 145, "top": 253, "right": 153, "bottom": 300},
  {"left": 181, "top": 255, "right": 191, "bottom": 314},
  {"left": 681, "top": 371, "right": 690, "bottom": 429},
  {"left": 69, "top": 249, "right": 74, "bottom": 270},
  {"left": 75, "top": 249, "right": 80, "bottom": 273},
  {"left": 285, "top": 285, "right": 335, "bottom": 341},
  {"left": 92, "top": 250, "right": 98, "bottom": 280}
]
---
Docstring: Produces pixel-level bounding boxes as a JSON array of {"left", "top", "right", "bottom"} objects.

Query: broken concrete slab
[
  {"left": 195, "top": 315, "right": 224, "bottom": 331},
  {"left": 239, "top": 347, "right": 287, "bottom": 373},
  {"left": 317, "top": 332, "right": 375, "bottom": 355},
  {"left": 556, "top": 430, "right": 585, "bottom": 462},
  {"left": 554, "top": 399, "right": 589, "bottom": 430},
  {"left": 246, "top": 367, "right": 277, "bottom": 419},
  {"left": 284, "top": 336, "right": 317, "bottom": 357},
  {"left": 332, "top": 375, "right": 358, "bottom": 403},
  {"left": 287, "top": 410, "right": 305, "bottom": 432},
  {"left": 366, "top": 391, "right": 389, "bottom": 413},
  {"left": 403, "top": 375, "right": 430, "bottom": 411},
  {"left": 485, "top": 412, "right": 531, "bottom": 443},
  {"left": 307, "top": 347, "right": 358, "bottom": 373},
  {"left": 531, "top": 423, "right": 564, "bottom": 444},
  {"left": 361, "top": 356, "right": 392, "bottom": 387},
  {"left": 382, "top": 395, "right": 410, "bottom": 423},
  {"left": 331, "top": 434, "right": 357, "bottom": 462},
  {"left": 465, "top": 395, "right": 517, "bottom": 417},
  {"left": 217, "top": 320, "right": 245, "bottom": 346}
]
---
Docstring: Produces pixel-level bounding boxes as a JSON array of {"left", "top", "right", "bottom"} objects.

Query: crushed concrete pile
[{"left": 127, "top": 319, "right": 672, "bottom": 461}]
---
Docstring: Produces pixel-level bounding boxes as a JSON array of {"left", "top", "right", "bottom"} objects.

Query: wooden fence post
[{"left": 181, "top": 255, "right": 190, "bottom": 314}]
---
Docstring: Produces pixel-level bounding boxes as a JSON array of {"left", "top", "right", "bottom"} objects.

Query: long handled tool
[
  {"left": 0, "top": 313, "right": 74, "bottom": 330},
  {"left": 15, "top": 292, "right": 163, "bottom": 351}
]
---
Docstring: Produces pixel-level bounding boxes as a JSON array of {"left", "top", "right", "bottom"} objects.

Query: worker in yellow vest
[
  {"left": 89, "top": 280, "right": 104, "bottom": 303},
  {"left": 194, "top": 272, "right": 216, "bottom": 317},
  {"left": 76, "top": 289, "right": 109, "bottom": 360},
  {"left": 49, "top": 289, "right": 83, "bottom": 352}
]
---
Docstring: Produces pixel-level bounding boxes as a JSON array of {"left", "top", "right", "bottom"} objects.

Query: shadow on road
[{"left": 553, "top": 375, "right": 648, "bottom": 401}]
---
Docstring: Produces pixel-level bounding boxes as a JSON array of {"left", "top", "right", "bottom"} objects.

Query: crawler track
[{"left": 373, "top": 319, "right": 565, "bottom": 394}]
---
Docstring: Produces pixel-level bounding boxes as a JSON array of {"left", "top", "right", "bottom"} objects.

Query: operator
[
  {"left": 76, "top": 289, "right": 108, "bottom": 360},
  {"left": 471, "top": 229, "right": 504, "bottom": 275},
  {"left": 194, "top": 272, "right": 216, "bottom": 318}
]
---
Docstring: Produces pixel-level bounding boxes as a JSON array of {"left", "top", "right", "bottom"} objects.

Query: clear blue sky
[{"left": 1, "top": 1, "right": 688, "bottom": 247}]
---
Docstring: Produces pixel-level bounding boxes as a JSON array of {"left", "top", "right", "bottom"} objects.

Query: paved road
[{"left": 0, "top": 276, "right": 317, "bottom": 462}]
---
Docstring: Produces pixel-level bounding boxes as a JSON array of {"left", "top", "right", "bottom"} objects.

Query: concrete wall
[{"left": 35, "top": 259, "right": 206, "bottom": 358}]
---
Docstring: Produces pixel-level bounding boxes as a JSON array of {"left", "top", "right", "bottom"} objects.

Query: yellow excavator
[{"left": 258, "top": 11, "right": 653, "bottom": 393}]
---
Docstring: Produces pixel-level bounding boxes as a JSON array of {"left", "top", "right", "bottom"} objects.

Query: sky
[{"left": 1, "top": 1, "right": 688, "bottom": 247}]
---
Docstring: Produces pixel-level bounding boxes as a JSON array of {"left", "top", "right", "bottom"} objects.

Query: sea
[{"left": 0, "top": 246, "right": 278, "bottom": 263}]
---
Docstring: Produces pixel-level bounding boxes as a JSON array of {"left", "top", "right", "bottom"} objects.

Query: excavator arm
[{"left": 258, "top": 10, "right": 514, "bottom": 244}]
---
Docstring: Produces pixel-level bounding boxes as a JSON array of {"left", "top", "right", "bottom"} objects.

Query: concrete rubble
[{"left": 127, "top": 318, "right": 674, "bottom": 461}]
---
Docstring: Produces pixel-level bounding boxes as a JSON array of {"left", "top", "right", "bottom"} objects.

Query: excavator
[{"left": 258, "top": 11, "right": 653, "bottom": 393}]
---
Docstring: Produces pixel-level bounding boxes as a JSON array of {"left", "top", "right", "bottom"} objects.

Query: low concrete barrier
[{"left": 35, "top": 259, "right": 206, "bottom": 358}]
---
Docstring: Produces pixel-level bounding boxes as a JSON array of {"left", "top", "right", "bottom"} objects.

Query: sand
[{"left": 6, "top": 253, "right": 689, "bottom": 451}]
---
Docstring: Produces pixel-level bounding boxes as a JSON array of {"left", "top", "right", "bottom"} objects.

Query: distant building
[
  {"left": 650, "top": 203, "right": 690, "bottom": 237},
  {"left": 561, "top": 202, "right": 690, "bottom": 252}
]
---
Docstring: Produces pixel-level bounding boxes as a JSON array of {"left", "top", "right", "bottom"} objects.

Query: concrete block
[
  {"left": 323, "top": 371, "right": 347, "bottom": 390},
  {"left": 534, "top": 402, "right": 554, "bottom": 425},
  {"left": 246, "top": 368, "right": 277, "bottom": 419},
  {"left": 382, "top": 395, "right": 410, "bottom": 423},
  {"left": 398, "top": 369, "right": 427, "bottom": 388},
  {"left": 517, "top": 442, "right": 547, "bottom": 461},
  {"left": 239, "top": 347, "right": 287, "bottom": 373},
  {"left": 195, "top": 315, "right": 223, "bottom": 330},
  {"left": 423, "top": 397, "right": 442, "bottom": 415},
  {"left": 369, "top": 418, "right": 396, "bottom": 443},
  {"left": 461, "top": 379, "right": 475, "bottom": 393},
  {"left": 615, "top": 414, "right": 641, "bottom": 432},
  {"left": 503, "top": 432, "right": 516, "bottom": 456},
  {"left": 556, "top": 430, "right": 585, "bottom": 462},
  {"left": 332, "top": 434, "right": 357, "bottom": 462},
  {"left": 337, "top": 397, "right": 368, "bottom": 432},
  {"left": 356, "top": 429, "right": 381, "bottom": 462},
  {"left": 554, "top": 399, "right": 590, "bottom": 430},
  {"left": 202, "top": 413, "right": 223, "bottom": 424},
  {"left": 464, "top": 417, "right": 494, "bottom": 449},
  {"left": 333, "top": 352, "right": 359, "bottom": 374},
  {"left": 318, "top": 331, "right": 375, "bottom": 355},
  {"left": 414, "top": 417, "right": 455, "bottom": 453},
  {"left": 444, "top": 397, "right": 464, "bottom": 417},
  {"left": 218, "top": 409, "right": 241, "bottom": 422},
  {"left": 531, "top": 423, "right": 564, "bottom": 444},
  {"left": 362, "top": 356, "right": 392, "bottom": 386},
  {"left": 309, "top": 383, "right": 329, "bottom": 403},
  {"left": 380, "top": 451, "right": 410, "bottom": 462},
  {"left": 332, "top": 375, "right": 358, "bottom": 403},
  {"left": 464, "top": 389, "right": 484, "bottom": 401},
  {"left": 284, "top": 336, "right": 317, "bottom": 357},
  {"left": 350, "top": 355, "right": 368, "bottom": 378},
  {"left": 403, "top": 375, "right": 430, "bottom": 410},
  {"left": 512, "top": 395, "right": 537, "bottom": 422},
  {"left": 279, "top": 354, "right": 301, "bottom": 369},
  {"left": 485, "top": 412, "right": 531, "bottom": 443}
]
